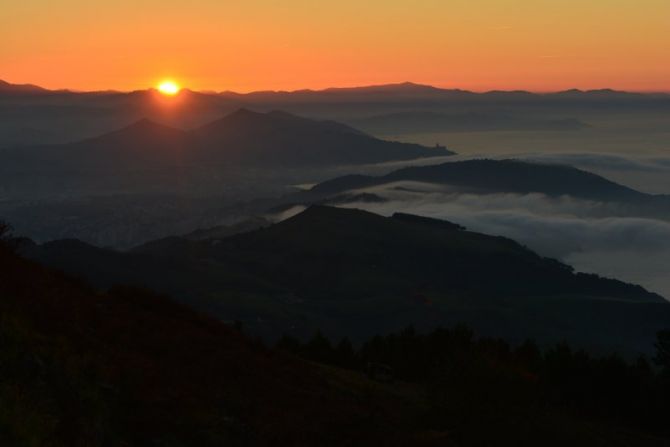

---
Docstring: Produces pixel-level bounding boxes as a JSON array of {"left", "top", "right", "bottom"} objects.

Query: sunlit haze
[{"left": 2, "top": 0, "right": 669, "bottom": 92}]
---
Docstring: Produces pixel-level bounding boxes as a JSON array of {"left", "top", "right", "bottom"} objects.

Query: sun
[{"left": 157, "top": 80, "right": 181, "bottom": 96}]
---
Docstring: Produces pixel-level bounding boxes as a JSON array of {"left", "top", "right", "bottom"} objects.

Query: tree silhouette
[
  {"left": 654, "top": 330, "right": 670, "bottom": 370},
  {"left": 335, "top": 337, "right": 357, "bottom": 368},
  {"left": 305, "top": 331, "right": 334, "bottom": 364},
  {"left": 0, "top": 220, "right": 12, "bottom": 248},
  {"left": 0, "top": 221, "right": 10, "bottom": 238}
]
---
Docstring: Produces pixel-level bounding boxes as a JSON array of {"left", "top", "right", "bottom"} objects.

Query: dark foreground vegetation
[
  {"left": 279, "top": 327, "right": 670, "bottom": 445},
  {"left": 1, "top": 224, "right": 670, "bottom": 446},
  {"left": 0, "top": 230, "right": 426, "bottom": 446}
]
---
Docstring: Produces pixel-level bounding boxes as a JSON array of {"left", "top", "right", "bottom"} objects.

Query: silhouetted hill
[
  {"left": 391, "top": 212, "right": 466, "bottom": 230},
  {"left": 193, "top": 108, "right": 451, "bottom": 165},
  {"left": 70, "top": 118, "right": 196, "bottom": 166},
  {"left": 0, "top": 79, "right": 48, "bottom": 93},
  {"left": 210, "top": 205, "right": 660, "bottom": 301},
  {"left": 550, "top": 88, "right": 646, "bottom": 100},
  {"left": 0, "top": 118, "right": 197, "bottom": 179},
  {"left": 181, "top": 216, "right": 272, "bottom": 241},
  {"left": 310, "top": 159, "right": 648, "bottom": 202},
  {"left": 197, "top": 108, "right": 366, "bottom": 137},
  {"left": 0, "top": 110, "right": 451, "bottom": 190},
  {"left": 218, "top": 82, "right": 464, "bottom": 102},
  {"left": 25, "top": 206, "right": 669, "bottom": 353},
  {"left": 323, "top": 81, "right": 444, "bottom": 94},
  {"left": 218, "top": 82, "right": 669, "bottom": 105},
  {"left": 81, "top": 117, "right": 192, "bottom": 147}
]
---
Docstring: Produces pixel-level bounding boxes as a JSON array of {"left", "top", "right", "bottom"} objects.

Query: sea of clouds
[{"left": 318, "top": 181, "right": 670, "bottom": 299}]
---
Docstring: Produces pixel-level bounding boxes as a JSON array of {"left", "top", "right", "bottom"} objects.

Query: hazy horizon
[{"left": 3, "top": 77, "right": 670, "bottom": 95}]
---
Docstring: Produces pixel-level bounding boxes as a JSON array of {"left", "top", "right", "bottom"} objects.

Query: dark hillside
[
  {"left": 0, "top": 240, "right": 431, "bottom": 446},
  {"left": 311, "top": 159, "right": 646, "bottom": 202},
  {"left": 24, "top": 207, "right": 669, "bottom": 354}
]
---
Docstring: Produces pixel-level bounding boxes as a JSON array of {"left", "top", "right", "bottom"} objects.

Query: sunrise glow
[
  {"left": 2, "top": 0, "right": 669, "bottom": 93},
  {"left": 157, "top": 80, "right": 180, "bottom": 95}
]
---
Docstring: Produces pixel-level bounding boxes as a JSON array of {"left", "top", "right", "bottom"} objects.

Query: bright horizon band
[{"left": 2, "top": 0, "right": 668, "bottom": 93}]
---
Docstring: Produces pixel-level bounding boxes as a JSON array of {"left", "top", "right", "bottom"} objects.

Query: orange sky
[{"left": 2, "top": 0, "right": 669, "bottom": 92}]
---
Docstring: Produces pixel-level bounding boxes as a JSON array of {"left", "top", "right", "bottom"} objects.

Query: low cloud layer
[
  {"left": 331, "top": 183, "right": 670, "bottom": 299},
  {"left": 523, "top": 153, "right": 670, "bottom": 194},
  {"left": 355, "top": 151, "right": 670, "bottom": 195}
]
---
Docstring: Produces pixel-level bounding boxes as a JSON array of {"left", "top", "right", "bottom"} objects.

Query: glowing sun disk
[{"left": 157, "top": 80, "right": 180, "bottom": 95}]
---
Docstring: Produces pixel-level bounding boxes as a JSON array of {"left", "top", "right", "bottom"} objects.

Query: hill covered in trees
[
  {"left": 278, "top": 325, "right": 670, "bottom": 446},
  {"left": 23, "top": 206, "right": 669, "bottom": 355}
]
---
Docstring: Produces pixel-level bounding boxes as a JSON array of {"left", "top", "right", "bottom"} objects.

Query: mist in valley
[{"left": 323, "top": 183, "right": 670, "bottom": 299}]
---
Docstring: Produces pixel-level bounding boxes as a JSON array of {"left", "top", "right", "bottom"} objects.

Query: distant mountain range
[
  {"left": 24, "top": 205, "right": 669, "bottom": 354},
  {"left": 1, "top": 78, "right": 668, "bottom": 148},
  {"left": 0, "top": 79, "right": 47, "bottom": 93},
  {"left": 1, "top": 108, "right": 448, "bottom": 167},
  {"left": 219, "top": 82, "right": 670, "bottom": 106},
  {"left": 3, "top": 79, "right": 667, "bottom": 100}
]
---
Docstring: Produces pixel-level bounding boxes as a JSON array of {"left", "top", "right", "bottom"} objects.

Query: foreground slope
[
  {"left": 5, "top": 233, "right": 670, "bottom": 446},
  {"left": 0, "top": 240, "right": 432, "bottom": 446}
]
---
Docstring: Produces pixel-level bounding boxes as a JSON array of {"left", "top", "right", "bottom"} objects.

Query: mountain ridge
[
  {"left": 2, "top": 109, "right": 450, "bottom": 167},
  {"left": 0, "top": 78, "right": 48, "bottom": 93},
  {"left": 23, "top": 205, "right": 669, "bottom": 354},
  {"left": 309, "top": 159, "right": 650, "bottom": 203},
  {"left": 3, "top": 78, "right": 668, "bottom": 97}
]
